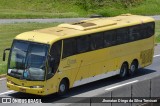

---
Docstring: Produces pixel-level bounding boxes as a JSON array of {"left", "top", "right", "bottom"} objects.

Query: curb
[{"left": 0, "top": 74, "right": 6, "bottom": 78}]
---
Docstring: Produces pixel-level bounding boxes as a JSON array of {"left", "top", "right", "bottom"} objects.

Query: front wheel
[
  {"left": 58, "top": 79, "right": 69, "bottom": 96},
  {"left": 119, "top": 63, "right": 128, "bottom": 78}
]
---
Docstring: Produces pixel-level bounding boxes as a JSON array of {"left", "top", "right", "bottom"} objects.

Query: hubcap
[
  {"left": 131, "top": 65, "right": 135, "bottom": 72},
  {"left": 60, "top": 84, "right": 65, "bottom": 92}
]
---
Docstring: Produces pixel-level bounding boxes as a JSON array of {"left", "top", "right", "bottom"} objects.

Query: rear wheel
[
  {"left": 129, "top": 60, "right": 138, "bottom": 76},
  {"left": 119, "top": 63, "right": 128, "bottom": 78},
  {"left": 58, "top": 79, "right": 69, "bottom": 96}
]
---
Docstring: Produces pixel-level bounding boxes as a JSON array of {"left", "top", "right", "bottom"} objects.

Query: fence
[
  {"left": 67, "top": 75, "right": 160, "bottom": 106},
  {"left": 92, "top": 75, "right": 160, "bottom": 106}
]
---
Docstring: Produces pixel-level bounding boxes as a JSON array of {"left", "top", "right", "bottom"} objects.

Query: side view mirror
[
  {"left": 3, "top": 52, "right": 6, "bottom": 61},
  {"left": 3, "top": 48, "right": 10, "bottom": 61}
]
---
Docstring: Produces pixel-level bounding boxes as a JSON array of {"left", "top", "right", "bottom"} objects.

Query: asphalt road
[
  {"left": 0, "top": 44, "right": 160, "bottom": 106},
  {"left": 0, "top": 18, "right": 88, "bottom": 24},
  {"left": 0, "top": 15, "right": 160, "bottom": 24}
]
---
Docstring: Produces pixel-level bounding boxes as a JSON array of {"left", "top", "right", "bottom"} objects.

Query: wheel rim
[
  {"left": 122, "top": 67, "right": 126, "bottom": 77},
  {"left": 131, "top": 64, "right": 135, "bottom": 72},
  {"left": 60, "top": 84, "right": 65, "bottom": 92}
]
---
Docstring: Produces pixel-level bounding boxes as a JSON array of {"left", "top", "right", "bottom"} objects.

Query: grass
[
  {"left": 155, "top": 21, "right": 160, "bottom": 43},
  {"left": 0, "top": 0, "right": 86, "bottom": 18},
  {"left": 0, "top": 0, "right": 160, "bottom": 18},
  {"left": 0, "top": 21, "right": 160, "bottom": 75}
]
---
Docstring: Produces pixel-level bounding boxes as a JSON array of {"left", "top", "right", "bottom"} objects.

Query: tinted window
[
  {"left": 129, "top": 22, "right": 155, "bottom": 41},
  {"left": 90, "top": 33, "right": 104, "bottom": 50},
  {"left": 50, "top": 41, "right": 62, "bottom": 61},
  {"left": 104, "top": 30, "right": 116, "bottom": 47},
  {"left": 129, "top": 25, "right": 141, "bottom": 41},
  {"left": 146, "top": 22, "right": 155, "bottom": 37},
  {"left": 77, "top": 36, "right": 90, "bottom": 53},
  {"left": 63, "top": 38, "right": 76, "bottom": 58},
  {"left": 140, "top": 22, "right": 155, "bottom": 39},
  {"left": 140, "top": 24, "right": 147, "bottom": 39},
  {"left": 117, "top": 28, "right": 129, "bottom": 44}
]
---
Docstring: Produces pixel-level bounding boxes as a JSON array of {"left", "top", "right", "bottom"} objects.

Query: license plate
[{"left": 19, "top": 88, "right": 26, "bottom": 92}]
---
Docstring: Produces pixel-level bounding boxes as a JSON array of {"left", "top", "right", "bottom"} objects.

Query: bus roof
[{"left": 15, "top": 14, "right": 155, "bottom": 44}]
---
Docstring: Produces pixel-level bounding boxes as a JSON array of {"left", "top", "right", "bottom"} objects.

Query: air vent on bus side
[
  {"left": 58, "top": 19, "right": 117, "bottom": 31},
  {"left": 140, "top": 49, "right": 153, "bottom": 64}
]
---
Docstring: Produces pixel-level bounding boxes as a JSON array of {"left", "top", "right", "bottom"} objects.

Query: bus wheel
[
  {"left": 58, "top": 79, "right": 69, "bottom": 96},
  {"left": 129, "top": 60, "right": 138, "bottom": 76},
  {"left": 119, "top": 63, "right": 128, "bottom": 78}
]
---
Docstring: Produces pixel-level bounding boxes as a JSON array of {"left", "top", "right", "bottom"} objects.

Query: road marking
[
  {"left": 0, "top": 78, "right": 6, "bottom": 81},
  {"left": 105, "top": 80, "right": 138, "bottom": 91},
  {"left": 0, "top": 90, "right": 14, "bottom": 95},
  {"left": 153, "top": 54, "right": 160, "bottom": 57}
]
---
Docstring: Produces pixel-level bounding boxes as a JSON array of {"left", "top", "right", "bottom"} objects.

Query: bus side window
[
  {"left": 90, "top": 32, "right": 103, "bottom": 50},
  {"left": 146, "top": 22, "right": 155, "bottom": 37},
  {"left": 77, "top": 35, "right": 90, "bottom": 53},
  {"left": 140, "top": 22, "right": 155, "bottom": 39},
  {"left": 129, "top": 25, "right": 141, "bottom": 41},
  {"left": 117, "top": 28, "right": 129, "bottom": 44},
  {"left": 63, "top": 38, "right": 76, "bottom": 58},
  {"left": 47, "top": 40, "right": 62, "bottom": 78},
  {"left": 140, "top": 24, "right": 147, "bottom": 39},
  {"left": 104, "top": 30, "right": 116, "bottom": 47}
]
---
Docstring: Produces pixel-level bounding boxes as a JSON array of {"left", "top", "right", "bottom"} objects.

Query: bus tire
[
  {"left": 129, "top": 60, "right": 138, "bottom": 76},
  {"left": 58, "top": 79, "right": 69, "bottom": 96},
  {"left": 119, "top": 63, "right": 128, "bottom": 78}
]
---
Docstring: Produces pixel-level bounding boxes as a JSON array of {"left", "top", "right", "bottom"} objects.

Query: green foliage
[
  {"left": 155, "top": 21, "right": 160, "bottom": 43},
  {"left": 156, "top": 35, "right": 160, "bottom": 43},
  {"left": 0, "top": 0, "right": 159, "bottom": 18},
  {"left": 74, "top": 0, "right": 105, "bottom": 11},
  {"left": 0, "top": 64, "right": 7, "bottom": 75}
]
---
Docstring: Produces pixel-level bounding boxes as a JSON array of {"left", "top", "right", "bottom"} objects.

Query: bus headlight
[{"left": 30, "top": 85, "right": 44, "bottom": 88}]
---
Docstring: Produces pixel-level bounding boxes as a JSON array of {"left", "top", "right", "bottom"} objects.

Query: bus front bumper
[{"left": 7, "top": 82, "right": 46, "bottom": 96}]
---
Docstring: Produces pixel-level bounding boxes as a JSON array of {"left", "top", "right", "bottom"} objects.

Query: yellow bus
[{"left": 3, "top": 14, "right": 155, "bottom": 96}]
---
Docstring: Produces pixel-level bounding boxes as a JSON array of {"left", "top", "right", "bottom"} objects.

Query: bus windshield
[{"left": 8, "top": 40, "right": 49, "bottom": 81}]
